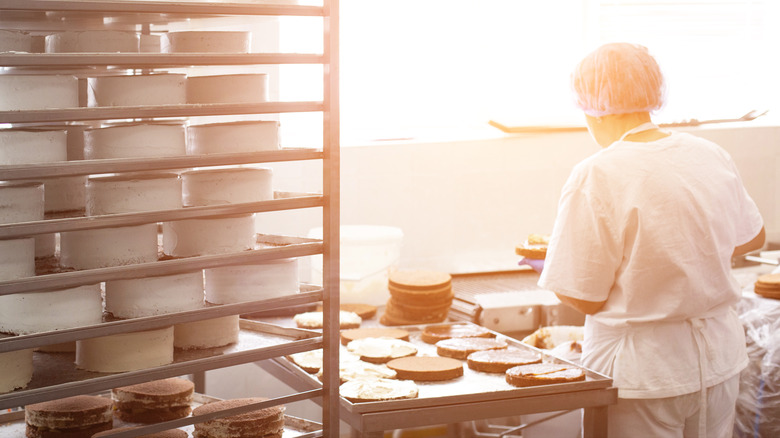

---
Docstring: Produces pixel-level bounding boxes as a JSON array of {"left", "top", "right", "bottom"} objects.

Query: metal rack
[{"left": 0, "top": 0, "right": 340, "bottom": 436}]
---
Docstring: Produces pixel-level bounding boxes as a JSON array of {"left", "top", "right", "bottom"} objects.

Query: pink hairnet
[{"left": 571, "top": 43, "right": 666, "bottom": 117}]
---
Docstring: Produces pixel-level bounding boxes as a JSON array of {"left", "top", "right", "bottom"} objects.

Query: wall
[{"left": 261, "top": 124, "right": 779, "bottom": 276}]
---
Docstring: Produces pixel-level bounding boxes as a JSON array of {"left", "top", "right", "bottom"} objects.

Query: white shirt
[{"left": 539, "top": 131, "right": 763, "bottom": 399}]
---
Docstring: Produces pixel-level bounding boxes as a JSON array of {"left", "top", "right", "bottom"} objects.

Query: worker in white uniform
[{"left": 538, "top": 42, "right": 766, "bottom": 437}]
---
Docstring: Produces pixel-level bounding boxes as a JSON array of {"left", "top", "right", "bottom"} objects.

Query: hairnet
[{"left": 571, "top": 42, "right": 666, "bottom": 117}]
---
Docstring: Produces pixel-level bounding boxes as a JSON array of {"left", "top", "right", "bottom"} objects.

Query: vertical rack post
[{"left": 322, "top": 0, "right": 341, "bottom": 436}]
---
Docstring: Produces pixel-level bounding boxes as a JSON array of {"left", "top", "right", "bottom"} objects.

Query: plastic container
[{"left": 308, "top": 225, "right": 403, "bottom": 306}]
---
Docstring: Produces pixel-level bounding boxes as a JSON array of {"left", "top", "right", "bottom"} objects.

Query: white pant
[{"left": 607, "top": 374, "right": 740, "bottom": 438}]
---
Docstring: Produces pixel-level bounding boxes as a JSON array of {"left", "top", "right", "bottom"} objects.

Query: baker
[{"left": 538, "top": 42, "right": 765, "bottom": 437}]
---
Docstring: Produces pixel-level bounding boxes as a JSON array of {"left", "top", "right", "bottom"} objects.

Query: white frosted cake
[
  {"left": 84, "top": 122, "right": 186, "bottom": 159},
  {"left": 163, "top": 214, "right": 256, "bottom": 258},
  {"left": 76, "top": 326, "right": 174, "bottom": 373},
  {"left": 0, "top": 74, "right": 79, "bottom": 110},
  {"left": 87, "top": 172, "right": 182, "bottom": 215},
  {"left": 162, "top": 31, "right": 251, "bottom": 53},
  {"left": 41, "top": 175, "right": 86, "bottom": 213},
  {"left": 186, "top": 74, "right": 268, "bottom": 104},
  {"left": 187, "top": 120, "right": 280, "bottom": 154},
  {"left": 182, "top": 167, "right": 273, "bottom": 207},
  {"left": 0, "top": 29, "right": 34, "bottom": 53},
  {"left": 45, "top": 30, "right": 139, "bottom": 53},
  {"left": 140, "top": 34, "right": 161, "bottom": 53},
  {"left": 0, "top": 335, "right": 33, "bottom": 394},
  {"left": 0, "top": 239, "right": 35, "bottom": 281},
  {"left": 105, "top": 271, "right": 205, "bottom": 319},
  {"left": 60, "top": 224, "right": 158, "bottom": 270},
  {"left": 88, "top": 73, "right": 186, "bottom": 107},
  {"left": 0, "top": 129, "right": 67, "bottom": 164},
  {"left": 205, "top": 258, "right": 299, "bottom": 304},
  {"left": 0, "top": 181, "right": 44, "bottom": 224},
  {"left": 0, "top": 284, "right": 103, "bottom": 335},
  {"left": 174, "top": 315, "right": 239, "bottom": 350}
]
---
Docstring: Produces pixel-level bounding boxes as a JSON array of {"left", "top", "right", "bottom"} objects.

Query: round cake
[
  {"left": 0, "top": 284, "right": 103, "bottom": 335},
  {"left": 0, "top": 238, "right": 35, "bottom": 281},
  {"left": 163, "top": 214, "right": 256, "bottom": 258},
  {"left": 25, "top": 395, "right": 113, "bottom": 438},
  {"left": 340, "top": 327, "right": 410, "bottom": 346},
  {"left": 84, "top": 122, "right": 186, "bottom": 159},
  {"left": 76, "top": 326, "right": 174, "bottom": 373},
  {"left": 0, "top": 128, "right": 67, "bottom": 165},
  {"left": 187, "top": 120, "right": 280, "bottom": 155},
  {"left": 0, "top": 29, "right": 34, "bottom": 52},
  {"left": 140, "top": 34, "right": 162, "bottom": 53},
  {"left": 0, "top": 334, "right": 33, "bottom": 394},
  {"left": 505, "top": 363, "right": 586, "bottom": 387},
  {"left": 94, "top": 427, "right": 187, "bottom": 438},
  {"left": 385, "top": 356, "right": 464, "bottom": 382},
  {"left": 88, "top": 73, "right": 186, "bottom": 107},
  {"left": 346, "top": 337, "right": 418, "bottom": 364},
  {"left": 87, "top": 172, "right": 182, "bottom": 215},
  {"left": 0, "top": 74, "right": 79, "bottom": 110},
  {"left": 293, "top": 311, "right": 361, "bottom": 330},
  {"left": 754, "top": 273, "right": 780, "bottom": 299},
  {"left": 339, "top": 378, "right": 419, "bottom": 403},
  {"left": 40, "top": 175, "right": 86, "bottom": 214},
  {"left": 162, "top": 31, "right": 251, "bottom": 53},
  {"left": 286, "top": 349, "right": 323, "bottom": 374},
  {"left": 435, "top": 337, "right": 509, "bottom": 360},
  {"left": 60, "top": 224, "right": 159, "bottom": 270},
  {"left": 182, "top": 167, "right": 273, "bottom": 207},
  {"left": 420, "top": 323, "right": 493, "bottom": 345},
  {"left": 45, "top": 30, "right": 139, "bottom": 53},
  {"left": 467, "top": 348, "right": 542, "bottom": 373},
  {"left": 192, "top": 398, "right": 285, "bottom": 438},
  {"left": 111, "top": 377, "right": 195, "bottom": 423},
  {"left": 105, "top": 271, "right": 205, "bottom": 319},
  {"left": 186, "top": 74, "right": 268, "bottom": 105},
  {"left": 204, "top": 258, "right": 298, "bottom": 305},
  {"left": 174, "top": 315, "right": 239, "bottom": 350},
  {"left": 382, "top": 270, "right": 453, "bottom": 325},
  {"left": 0, "top": 181, "right": 44, "bottom": 224}
]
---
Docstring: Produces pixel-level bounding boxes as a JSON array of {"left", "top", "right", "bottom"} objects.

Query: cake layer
[
  {"left": 0, "top": 29, "right": 34, "bottom": 53},
  {"left": 0, "top": 238, "right": 35, "bottom": 281},
  {"left": 76, "top": 326, "right": 174, "bottom": 373},
  {"left": 0, "top": 128, "right": 67, "bottom": 164},
  {"left": 25, "top": 395, "right": 113, "bottom": 430},
  {"left": 162, "top": 31, "right": 251, "bottom": 53},
  {"left": 45, "top": 30, "right": 139, "bottom": 53},
  {"left": 0, "top": 75, "right": 79, "bottom": 110},
  {"left": 88, "top": 73, "right": 186, "bottom": 107},
  {"left": 112, "top": 377, "right": 194, "bottom": 423},
  {"left": 106, "top": 271, "right": 204, "bottom": 319},
  {"left": 174, "top": 315, "right": 239, "bottom": 350},
  {"left": 35, "top": 233, "right": 56, "bottom": 259},
  {"left": 0, "top": 284, "right": 102, "bottom": 335},
  {"left": 182, "top": 167, "right": 273, "bottom": 207},
  {"left": 0, "top": 181, "right": 44, "bottom": 224},
  {"left": 205, "top": 257, "right": 298, "bottom": 304},
  {"left": 40, "top": 175, "right": 86, "bottom": 213},
  {"left": 84, "top": 122, "right": 186, "bottom": 159},
  {"left": 0, "top": 335, "right": 33, "bottom": 394},
  {"left": 191, "top": 398, "right": 284, "bottom": 438},
  {"left": 187, "top": 120, "right": 280, "bottom": 155},
  {"left": 140, "top": 34, "right": 161, "bottom": 53},
  {"left": 87, "top": 172, "right": 182, "bottom": 215},
  {"left": 60, "top": 223, "right": 158, "bottom": 270},
  {"left": 163, "top": 214, "right": 256, "bottom": 257},
  {"left": 186, "top": 74, "right": 268, "bottom": 104}
]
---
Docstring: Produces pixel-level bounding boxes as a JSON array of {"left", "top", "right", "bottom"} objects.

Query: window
[{"left": 283, "top": 0, "right": 780, "bottom": 145}]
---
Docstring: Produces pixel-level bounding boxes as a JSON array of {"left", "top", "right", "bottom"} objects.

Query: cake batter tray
[
  {"left": 0, "top": 319, "right": 322, "bottom": 410},
  {"left": 0, "top": 393, "right": 321, "bottom": 438},
  {"left": 278, "top": 322, "right": 613, "bottom": 415}
]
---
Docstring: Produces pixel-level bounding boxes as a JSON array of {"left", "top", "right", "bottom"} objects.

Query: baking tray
[
  {"left": 278, "top": 321, "right": 613, "bottom": 415},
  {"left": 0, "top": 319, "right": 322, "bottom": 410},
  {"left": 0, "top": 393, "right": 321, "bottom": 438}
]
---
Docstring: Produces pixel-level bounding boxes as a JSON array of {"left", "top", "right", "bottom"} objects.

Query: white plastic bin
[{"left": 308, "top": 225, "right": 403, "bottom": 306}]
